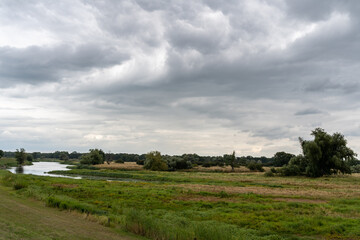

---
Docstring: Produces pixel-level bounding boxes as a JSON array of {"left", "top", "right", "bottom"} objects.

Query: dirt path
[{"left": 0, "top": 186, "right": 144, "bottom": 240}]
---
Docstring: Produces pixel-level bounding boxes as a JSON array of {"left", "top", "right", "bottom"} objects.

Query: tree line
[{"left": 1, "top": 128, "right": 359, "bottom": 177}]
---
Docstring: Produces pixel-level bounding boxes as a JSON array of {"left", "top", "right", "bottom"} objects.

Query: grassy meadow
[{"left": 1, "top": 163, "right": 360, "bottom": 240}]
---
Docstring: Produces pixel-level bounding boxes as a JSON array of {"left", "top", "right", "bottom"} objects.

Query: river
[{"left": 9, "top": 162, "right": 81, "bottom": 179}]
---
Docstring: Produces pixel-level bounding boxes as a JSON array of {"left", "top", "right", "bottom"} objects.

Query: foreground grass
[
  {"left": 2, "top": 169, "right": 360, "bottom": 239},
  {"left": 0, "top": 183, "right": 144, "bottom": 240}
]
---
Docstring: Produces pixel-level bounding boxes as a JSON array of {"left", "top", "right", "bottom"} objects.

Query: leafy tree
[
  {"left": 59, "top": 152, "right": 69, "bottom": 161},
  {"left": 144, "top": 151, "right": 168, "bottom": 171},
  {"left": 224, "top": 151, "right": 236, "bottom": 172},
  {"left": 246, "top": 160, "right": 264, "bottom": 172},
  {"left": 32, "top": 152, "right": 41, "bottom": 160},
  {"left": 282, "top": 128, "right": 356, "bottom": 177},
  {"left": 80, "top": 149, "right": 105, "bottom": 165},
  {"left": 105, "top": 151, "right": 113, "bottom": 164},
  {"left": 164, "top": 156, "right": 192, "bottom": 170},
  {"left": 0, "top": 150, "right": 3, "bottom": 159},
  {"left": 273, "top": 152, "right": 295, "bottom": 167},
  {"left": 27, "top": 155, "right": 33, "bottom": 162},
  {"left": 69, "top": 151, "right": 82, "bottom": 159},
  {"left": 15, "top": 148, "right": 27, "bottom": 166}
]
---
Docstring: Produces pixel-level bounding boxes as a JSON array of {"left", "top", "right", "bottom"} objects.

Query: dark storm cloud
[
  {"left": 1, "top": 0, "right": 360, "bottom": 156},
  {"left": 0, "top": 44, "right": 127, "bottom": 85}
]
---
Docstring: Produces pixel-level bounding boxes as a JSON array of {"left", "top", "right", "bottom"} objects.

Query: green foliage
[
  {"left": 0, "top": 150, "right": 3, "bottom": 159},
  {"left": 246, "top": 160, "right": 264, "bottom": 172},
  {"left": 59, "top": 152, "right": 69, "bottom": 161},
  {"left": 2, "top": 169, "right": 360, "bottom": 239},
  {"left": 26, "top": 155, "right": 33, "bottom": 162},
  {"left": 224, "top": 151, "right": 236, "bottom": 171},
  {"left": 144, "top": 151, "right": 168, "bottom": 171},
  {"left": 164, "top": 156, "right": 192, "bottom": 170},
  {"left": 80, "top": 149, "right": 105, "bottom": 165},
  {"left": 15, "top": 148, "right": 27, "bottom": 166},
  {"left": 264, "top": 171, "right": 274, "bottom": 177},
  {"left": 282, "top": 128, "right": 356, "bottom": 177},
  {"left": 273, "top": 152, "right": 295, "bottom": 167},
  {"left": 350, "top": 165, "right": 360, "bottom": 173}
]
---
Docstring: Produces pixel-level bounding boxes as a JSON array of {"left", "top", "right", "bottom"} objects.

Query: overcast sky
[{"left": 1, "top": 0, "right": 360, "bottom": 156}]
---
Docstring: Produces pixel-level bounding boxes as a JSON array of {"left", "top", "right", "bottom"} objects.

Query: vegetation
[
  {"left": 0, "top": 183, "right": 142, "bottom": 240},
  {"left": 282, "top": 128, "right": 356, "bottom": 177},
  {"left": 80, "top": 149, "right": 106, "bottom": 165},
  {"left": 272, "top": 152, "right": 295, "bottom": 167},
  {"left": 15, "top": 148, "right": 27, "bottom": 166},
  {"left": 224, "top": 151, "right": 236, "bottom": 172},
  {"left": 144, "top": 151, "right": 168, "bottom": 171},
  {"left": 246, "top": 160, "right": 264, "bottom": 172},
  {"left": 0, "top": 149, "right": 3, "bottom": 159},
  {"left": 2, "top": 168, "right": 360, "bottom": 240}
]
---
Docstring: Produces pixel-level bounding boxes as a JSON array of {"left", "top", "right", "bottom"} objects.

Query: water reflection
[
  {"left": 9, "top": 162, "right": 81, "bottom": 179},
  {"left": 15, "top": 166, "right": 24, "bottom": 174}
]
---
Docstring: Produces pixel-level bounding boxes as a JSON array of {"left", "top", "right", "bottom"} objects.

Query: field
[
  {"left": 0, "top": 183, "right": 143, "bottom": 240},
  {"left": 1, "top": 166, "right": 360, "bottom": 239}
]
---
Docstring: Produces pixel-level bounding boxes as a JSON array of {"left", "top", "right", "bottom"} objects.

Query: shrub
[
  {"left": 246, "top": 161, "right": 264, "bottom": 172},
  {"left": 264, "top": 171, "right": 274, "bottom": 177},
  {"left": 165, "top": 156, "right": 192, "bottom": 171},
  {"left": 115, "top": 159, "right": 124, "bottom": 164},
  {"left": 144, "top": 151, "right": 168, "bottom": 171},
  {"left": 350, "top": 165, "right": 360, "bottom": 173},
  {"left": 13, "top": 179, "right": 28, "bottom": 190},
  {"left": 80, "top": 149, "right": 105, "bottom": 165}
]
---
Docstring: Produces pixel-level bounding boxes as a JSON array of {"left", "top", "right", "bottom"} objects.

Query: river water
[{"left": 9, "top": 162, "right": 81, "bottom": 179}]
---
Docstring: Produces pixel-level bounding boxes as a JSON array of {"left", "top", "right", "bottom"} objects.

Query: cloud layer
[{"left": 1, "top": 0, "right": 360, "bottom": 156}]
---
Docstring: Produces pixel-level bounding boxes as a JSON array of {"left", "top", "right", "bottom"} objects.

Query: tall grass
[{"left": 2, "top": 169, "right": 360, "bottom": 239}]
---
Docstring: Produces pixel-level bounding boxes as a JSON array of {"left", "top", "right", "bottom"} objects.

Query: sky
[{"left": 1, "top": 0, "right": 360, "bottom": 157}]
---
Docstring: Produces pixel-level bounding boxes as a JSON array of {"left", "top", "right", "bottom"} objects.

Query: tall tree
[
  {"left": 0, "top": 150, "right": 3, "bottom": 159},
  {"left": 224, "top": 151, "right": 236, "bottom": 172},
  {"left": 283, "top": 128, "right": 356, "bottom": 177},
  {"left": 15, "top": 148, "right": 27, "bottom": 166},
  {"left": 273, "top": 152, "right": 295, "bottom": 167}
]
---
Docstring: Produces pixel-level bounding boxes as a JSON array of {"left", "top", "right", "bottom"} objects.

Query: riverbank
[{"left": 0, "top": 180, "right": 144, "bottom": 240}]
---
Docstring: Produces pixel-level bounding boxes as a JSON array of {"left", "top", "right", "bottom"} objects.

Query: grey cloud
[
  {"left": 251, "top": 127, "right": 292, "bottom": 140},
  {"left": 1, "top": 0, "right": 360, "bottom": 156},
  {"left": 295, "top": 108, "right": 322, "bottom": 116},
  {"left": 0, "top": 44, "right": 127, "bottom": 86}
]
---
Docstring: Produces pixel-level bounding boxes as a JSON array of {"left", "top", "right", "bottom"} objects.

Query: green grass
[
  {"left": 1, "top": 169, "right": 360, "bottom": 239},
  {"left": 0, "top": 182, "right": 144, "bottom": 240}
]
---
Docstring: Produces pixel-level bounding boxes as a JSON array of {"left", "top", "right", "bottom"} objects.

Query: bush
[
  {"left": 80, "top": 149, "right": 105, "bottom": 165},
  {"left": 115, "top": 159, "right": 124, "bottom": 164},
  {"left": 165, "top": 156, "right": 192, "bottom": 171},
  {"left": 264, "top": 171, "right": 274, "bottom": 177},
  {"left": 13, "top": 179, "right": 28, "bottom": 190},
  {"left": 136, "top": 159, "right": 145, "bottom": 165},
  {"left": 144, "top": 151, "right": 168, "bottom": 171},
  {"left": 246, "top": 161, "right": 264, "bottom": 172},
  {"left": 350, "top": 165, "right": 360, "bottom": 173}
]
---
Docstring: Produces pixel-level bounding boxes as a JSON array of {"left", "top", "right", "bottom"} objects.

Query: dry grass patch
[
  {"left": 171, "top": 184, "right": 360, "bottom": 199},
  {"left": 95, "top": 162, "right": 143, "bottom": 170}
]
